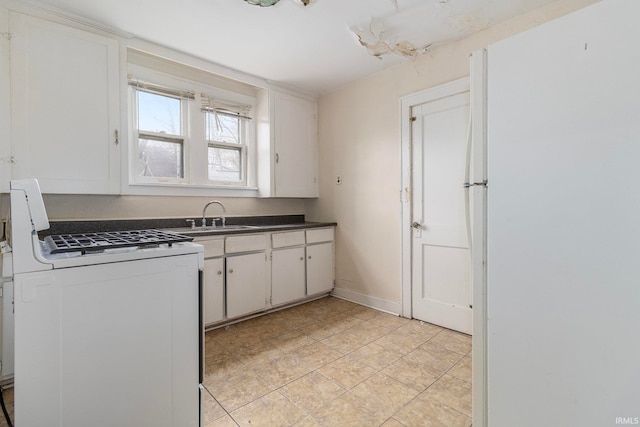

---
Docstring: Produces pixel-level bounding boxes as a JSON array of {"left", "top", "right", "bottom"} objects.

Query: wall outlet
[{"left": 336, "top": 176, "right": 342, "bottom": 185}]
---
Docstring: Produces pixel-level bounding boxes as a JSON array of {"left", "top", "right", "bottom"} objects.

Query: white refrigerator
[{"left": 471, "top": 0, "right": 640, "bottom": 426}]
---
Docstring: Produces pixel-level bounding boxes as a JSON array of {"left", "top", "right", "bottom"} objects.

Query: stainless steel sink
[
  {"left": 211, "top": 225, "right": 260, "bottom": 230},
  {"left": 164, "top": 225, "right": 260, "bottom": 235}
]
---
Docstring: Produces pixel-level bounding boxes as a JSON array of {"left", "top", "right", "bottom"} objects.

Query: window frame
[
  {"left": 127, "top": 63, "right": 258, "bottom": 195},
  {"left": 204, "top": 108, "right": 250, "bottom": 186},
  {"left": 132, "top": 87, "right": 189, "bottom": 183}
]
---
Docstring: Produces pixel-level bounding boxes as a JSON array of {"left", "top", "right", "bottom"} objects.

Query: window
[
  {"left": 203, "top": 96, "right": 251, "bottom": 184},
  {"left": 135, "top": 88, "right": 189, "bottom": 179},
  {"left": 128, "top": 61, "right": 257, "bottom": 193}
]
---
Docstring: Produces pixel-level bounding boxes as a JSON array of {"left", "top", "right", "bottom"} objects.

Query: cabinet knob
[
  {"left": 308, "top": 256, "right": 312, "bottom": 259},
  {"left": 300, "top": 257, "right": 304, "bottom": 261},
  {"left": 228, "top": 269, "right": 234, "bottom": 274},
  {"left": 217, "top": 271, "right": 222, "bottom": 275}
]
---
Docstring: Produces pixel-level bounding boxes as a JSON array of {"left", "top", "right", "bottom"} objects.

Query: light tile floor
[
  {"left": 0, "top": 296, "right": 471, "bottom": 427},
  {"left": 203, "top": 296, "right": 472, "bottom": 427}
]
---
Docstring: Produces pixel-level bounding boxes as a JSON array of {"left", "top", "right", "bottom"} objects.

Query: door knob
[{"left": 411, "top": 222, "right": 422, "bottom": 230}]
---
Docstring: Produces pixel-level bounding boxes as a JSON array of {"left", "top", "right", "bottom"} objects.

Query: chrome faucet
[{"left": 201, "top": 200, "right": 226, "bottom": 228}]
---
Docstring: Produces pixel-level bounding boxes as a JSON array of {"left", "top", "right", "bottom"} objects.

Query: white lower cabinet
[
  {"left": 271, "top": 247, "right": 306, "bottom": 306},
  {"left": 226, "top": 252, "right": 268, "bottom": 319},
  {"left": 306, "top": 227, "right": 335, "bottom": 295},
  {"left": 197, "top": 237, "right": 225, "bottom": 326},
  {"left": 200, "top": 227, "right": 334, "bottom": 326},
  {"left": 306, "top": 242, "right": 334, "bottom": 295},
  {"left": 203, "top": 258, "right": 224, "bottom": 324}
]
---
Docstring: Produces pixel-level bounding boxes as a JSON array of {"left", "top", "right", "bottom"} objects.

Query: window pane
[
  {"left": 206, "top": 112, "right": 240, "bottom": 144},
  {"left": 138, "top": 138, "right": 184, "bottom": 178},
  {"left": 208, "top": 146, "right": 241, "bottom": 182},
  {"left": 138, "top": 90, "right": 181, "bottom": 135}
]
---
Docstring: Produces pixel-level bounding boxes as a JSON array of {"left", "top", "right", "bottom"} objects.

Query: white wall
[
  {"left": 0, "top": 193, "right": 303, "bottom": 223},
  {"left": 305, "top": 0, "right": 600, "bottom": 309},
  {"left": 0, "top": 6, "right": 10, "bottom": 216}
]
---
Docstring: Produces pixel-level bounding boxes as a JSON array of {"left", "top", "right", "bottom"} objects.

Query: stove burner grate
[{"left": 44, "top": 229, "right": 194, "bottom": 255}]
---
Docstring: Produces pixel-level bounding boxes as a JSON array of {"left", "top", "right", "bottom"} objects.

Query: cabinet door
[
  {"left": 306, "top": 243, "right": 334, "bottom": 295},
  {"left": 226, "top": 252, "right": 267, "bottom": 319},
  {"left": 271, "top": 247, "right": 305, "bottom": 306},
  {"left": 9, "top": 13, "right": 120, "bottom": 194},
  {"left": 203, "top": 258, "right": 224, "bottom": 325},
  {"left": 273, "top": 92, "right": 318, "bottom": 197}
]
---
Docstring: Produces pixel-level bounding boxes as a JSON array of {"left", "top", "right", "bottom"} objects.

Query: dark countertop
[
  {"left": 164, "top": 221, "right": 336, "bottom": 237},
  {"left": 41, "top": 215, "right": 336, "bottom": 238}
]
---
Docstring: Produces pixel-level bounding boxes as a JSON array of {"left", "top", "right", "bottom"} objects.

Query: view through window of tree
[
  {"left": 136, "top": 90, "right": 184, "bottom": 178},
  {"left": 205, "top": 112, "right": 245, "bottom": 183}
]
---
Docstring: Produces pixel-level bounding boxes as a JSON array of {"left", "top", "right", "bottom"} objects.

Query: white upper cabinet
[
  {"left": 273, "top": 91, "right": 318, "bottom": 197},
  {"left": 4, "top": 9, "right": 317, "bottom": 197},
  {"left": 9, "top": 12, "right": 120, "bottom": 194},
  {"left": 258, "top": 90, "right": 318, "bottom": 198}
]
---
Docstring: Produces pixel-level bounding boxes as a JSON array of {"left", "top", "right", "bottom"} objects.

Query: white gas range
[{"left": 9, "top": 179, "right": 204, "bottom": 427}]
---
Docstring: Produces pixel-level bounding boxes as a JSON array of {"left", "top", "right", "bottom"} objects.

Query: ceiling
[{"left": 26, "top": 0, "right": 556, "bottom": 94}]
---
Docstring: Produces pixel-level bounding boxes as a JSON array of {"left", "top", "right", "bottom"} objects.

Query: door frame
[
  {"left": 399, "top": 77, "right": 470, "bottom": 319},
  {"left": 400, "top": 75, "right": 487, "bottom": 427}
]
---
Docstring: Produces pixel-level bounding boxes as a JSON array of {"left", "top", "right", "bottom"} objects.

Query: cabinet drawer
[
  {"left": 272, "top": 231, "right": 305, "bottom": 249},
  {"left": 306, "top": 228, "right": 334, "bottom": 244},
  {"left": 194, "top": 238, "right": 224, "bottom": 258},
  {"left": 225, "top": 234, "right": 266, "bottom": 254}
]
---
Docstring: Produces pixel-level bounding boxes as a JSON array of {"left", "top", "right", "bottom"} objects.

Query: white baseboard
[{"left": 331, "top": 287, "right": 402, "bottom": 316}]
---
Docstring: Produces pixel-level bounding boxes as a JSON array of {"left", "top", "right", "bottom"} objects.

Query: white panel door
[
  {"left": 411, "top": 91, "right": 472, "bottom": 334},
  {"left": 271, "top": 247, "right": 305, "bottom": 306}
]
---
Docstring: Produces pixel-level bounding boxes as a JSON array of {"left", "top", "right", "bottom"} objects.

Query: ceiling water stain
[
  {"left": 350, "top": 16, "right": 431, "bottom": 59},
  {"left": 350, "top": 0, "right": 452, "bottom": 60}
]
